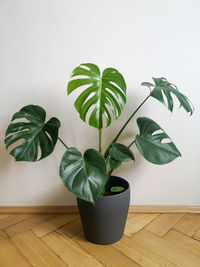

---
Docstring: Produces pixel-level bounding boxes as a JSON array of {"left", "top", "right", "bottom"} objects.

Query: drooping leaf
[
  {"left": 109, "top": 143, "right": 135, "bottom": 162},
  {"left": 5, "top": 105, "right": 60, "bottom": 161},
  {"left": 67, "top": 63, "right": 127, "bottom": 129},
  {"left": 60, "top": 147, "right": 107, "bottom": 204},
  {"left": 141, "top": 77, "right": 194, "bottom": 114},
  {"left": 135, "top": 117, "right": 181, "bottom": 165},
  {"left": 110, "top": 186, "right": 125, "bottom": 193},
  {"left": 108, "top": 157, "right": 122, "bottom": 170}
]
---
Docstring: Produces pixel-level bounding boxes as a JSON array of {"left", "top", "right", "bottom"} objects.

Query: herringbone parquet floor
[{"left": 0, "top": 212, "right": 200, "bottom": 266}]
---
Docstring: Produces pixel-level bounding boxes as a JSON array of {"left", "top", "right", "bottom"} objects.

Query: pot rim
[
  {"left": 77, "top": 176, "right": 130, "bottom": 202},
  {"left": 97, "top": 175, "right": 130, "bottom": 200}
]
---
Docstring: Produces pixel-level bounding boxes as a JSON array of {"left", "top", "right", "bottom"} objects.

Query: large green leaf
[
  {"left": 60, "top": 147, "right": 107, "bottom": 204},
  {"left": 5, "top": 105, "right": 61, "bottom": 161},
  {"left": 67, "top": 63, "right": 126, "bottom": 129},
  {"left": 135, "top": 117, "right": 181, "bottom": 165},
  {"left": 141, "top": 77, "right": 194, "bottom": 114}
]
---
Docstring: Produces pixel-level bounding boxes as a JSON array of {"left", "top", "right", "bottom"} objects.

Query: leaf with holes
[
  {"left": 67, "top": 63, "right": 126, "bottom": 129},
  {"left": 5, "top": 105, "right": 61, "bottom": 161},
  {"left": 141, "top": 77, "right": 194, "bottom": 114},
  {"left": 60, "top": 147, "right": 107, "bottom": 204},
  {"left": 135, "top": 117, "right": 181, "bottom": 164}
]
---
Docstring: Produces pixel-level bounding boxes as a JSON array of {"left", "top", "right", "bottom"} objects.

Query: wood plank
[
  {"left": 0, "top": 206, "right": 79, "bottom": 214},
  {"left": 72, "top": 231, "right": 139, "bottom": 266},
  {"left": 11, "top": 230, "right": 66, "bottom": 267},
  {"left": 0, "top": 214, "right": 11, "bottom": 220},
  {"left": 0, "top": 205, "right": 200, "bottom": 214},
  {"left": 0, "top": 214, "right": 32, "bottom": 230},
  {"left": 4, "top": 214, "right": 56, "bottom": 237},
  {"left": 42, "top": 231, "right": 103, "bottom": 267},
  {"left": 163, "top": 229, "right": 200, "bottom": 257},
  {"left": 129, "top": 205, "right": 188, "bottom": 213},
  {"left": 145, "top": 213, "right": 185, "bottom": 237},
  {"left": 0, "top": 231, "right": 31, "bottom": 267},
  {"left": 113, "top": 234, "right": 176, "bottom": 267},
  {"left": 32, "top": 214, "right": 79, "bottom": 237},
  {"left": 187, "top": 206, "right": 200, "bottom": 213},
  {"left": 132, "top": 229, "right": 200, "bottom": 267},
  {"left": 173, "top": 214, "right": 200, "bottom": 236},
  {"left": 0, "top": 230, "right": 7, "bottom": 240},
  {"left": 59, "top": 217, "right": 82, "bottom": 238},
  {"left": 124, "top": 213, "right": 159, "bottom": 237},
  {"left": 193, "top": 229, "right": 200, "bottom": 241}
]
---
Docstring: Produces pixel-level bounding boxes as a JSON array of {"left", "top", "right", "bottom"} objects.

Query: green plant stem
[
  {"left": 104, "top": 94, "right": 151, "bottom": 159},
  {"left": 99, "top": 128, "right": 102, "bottom": 153},
  {"left": 128, "top": 140, "right": 135, "bottom": 148},
  {"left": 107, "top": 168, "right": 114, "bottom": 178},
  {"left": 58, "top": 137, "right": 68, "bottom": 149},
  {"left": 100, "top": 168, "right": 113, "bottom": 196}
]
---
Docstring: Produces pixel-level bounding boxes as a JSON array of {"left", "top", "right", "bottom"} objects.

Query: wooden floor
[{"left": 0, "top": 213, "right": 200, "bottom": 266}]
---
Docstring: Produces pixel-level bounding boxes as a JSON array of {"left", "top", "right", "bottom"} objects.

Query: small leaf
[
  {"left": 109, "top": 157, "right": 122, "bottom": 170},
  {"left": 5, "top": 105, "right": 61, "bottom": 161},
  {"left": 109, "top": 143, "right": 135, "bottom": 162},
  {"left": 135, "top": 117, "right": 181, "bottom": 165},
  {"left": 60, "top": 147, "right": 107, "bottom": 204},
  {"left": 110, "top": 186, "right": 125, "bottom": 193}
]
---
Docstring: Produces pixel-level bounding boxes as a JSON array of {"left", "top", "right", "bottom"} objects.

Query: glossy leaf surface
[
  {"left": 142, "top": 77, "right": 194, "bottom": 114},
  {"left": 5, "top": 105, "right": 60, "bottom": 161},
  {"left": 135, "top": 117, "right": 181, "bottom": 165},
  {"left": 109, "top": 143, "right": 135, "bottom": 162},
  {"left": 67, "top": 63, "right": 126, "bottom": 129},
  {"left": 60, "top": 147, "right": 107, "bottom": 204},
  {"left": 108, "top": 157, "right": 122, "bottom": 170}
]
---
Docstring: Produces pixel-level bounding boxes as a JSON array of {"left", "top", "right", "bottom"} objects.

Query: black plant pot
[{"left": 77, "top": 176, "right": 130, "bottom": 245}]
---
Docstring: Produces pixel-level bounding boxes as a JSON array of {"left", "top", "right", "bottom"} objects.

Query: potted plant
[{"left": 5, "top": 63, "right": 193, "bottom": 245}]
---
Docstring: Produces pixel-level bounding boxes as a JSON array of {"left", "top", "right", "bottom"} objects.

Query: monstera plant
[{"left": 5, "top": 63, "right": 193, "bottom": 204}]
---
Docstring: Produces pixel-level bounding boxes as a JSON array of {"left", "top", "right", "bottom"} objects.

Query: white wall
[{"left": 0, "top": 0, "right": 199, "bottom": 206}]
